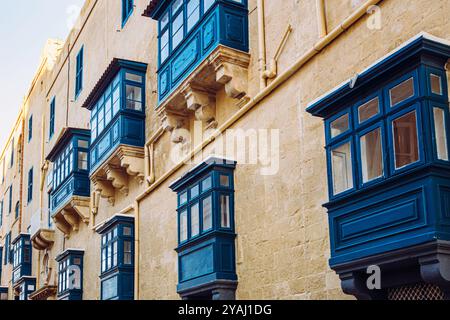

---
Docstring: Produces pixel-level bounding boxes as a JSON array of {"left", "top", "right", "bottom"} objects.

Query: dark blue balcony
[
  {"left": 81, "top": 59, "right": 147, "bottom": 174},
  {"left": 11, "top": 234, "right": 32, "bottom": 285},
  {"left": 56, "top": 249, "right": 84, "bottom": 300},
  {"left": 307, "top": 34, "right": 450, "bottom": 299},
  {"left": 170, "top": 157, "right": 237, "bottom": 300},
  {"left": 144, "top": 0, "right": 249, "bottom": 105},
  {"left": 47, "top": 128, "right": 91, "bottom": 216},
  {"left": 14, "top": 277, "right": 36, "bottom": 301},
  {"left": 97, "top": 215, "right": 135, "bottom": 300}
]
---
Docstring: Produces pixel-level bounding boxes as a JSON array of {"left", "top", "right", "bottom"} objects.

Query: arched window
[{"left": 14, "top": 201, "right": 20, "bottom": 219}]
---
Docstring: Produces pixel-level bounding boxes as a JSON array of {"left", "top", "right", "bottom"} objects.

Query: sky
[{"left": 0, "top": 0, "right": 85, "bottom": 150}]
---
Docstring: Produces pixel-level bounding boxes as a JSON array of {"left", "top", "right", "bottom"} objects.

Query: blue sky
[{"left": 0, "top": 0, "right": 85, "bottom": 150}]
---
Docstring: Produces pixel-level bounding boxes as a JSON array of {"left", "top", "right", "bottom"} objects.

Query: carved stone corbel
[
  {"left": 161, "top": 110, "right": 189, "bottom": 144},
  {"left": 62, "top": 209, "right": 79, "bottom": 232},
  {"left": 183, "top": 85, "right": 218, "bottom": 129},
  {"left": 215, "top": 62, "right": 248, "bottom": 100},
  {"left": 105, "top": 164, "right": 129, "bottom": 195},
  {"left": 92, "top": 177, "right": 115, "bottom": 206}
]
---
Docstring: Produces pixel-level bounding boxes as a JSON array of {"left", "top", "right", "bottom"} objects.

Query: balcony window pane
[
  {"left": 331, "top": 142, "right": 353, "bottom": 195},
  {"left": 180, "top": 210, "right": 188, "bottom": 242},
  {"left": 191, "top": 203, "right": 200, "bottom": 237},
  {"left": 78, "top": 140, "right": 89, "bottom": 149},
  {"left": 204, "top": 0, "right": 215, "bottom": 12},
  {"left": 187, "top": 0, "right": 200, "bottom": 31},
  {"left": 161, "top": 12, "right": 169, "bottom": 29},
  {"left": 202, "top": 176, "right": 212, "bottom": 191},
  {"left": 433, "top": 107, "right": 448, "bottom": 161},
  {"left": 124, "top": 241, "right": 132, "bottom": 265},
  {"left": 190, "top": 184, "right": 199, "bottom": 198},
  {"left": 202, "top": 196, "right": 212, "bottom": 231},
  {"left": 98, "top": 105, "right": 105, "bottom": 133},
  {"left": 180, "top": 191, "right": 187, "bottom": 205},
  {"left": 220, "top": 195, "right": 231, "bottom": 228},
  {"left": 360, "top": 128, "right": 383, "bottom": 183},
  {"left": 172, "top": 0, "right": 183, "bottom": 13},
  {"left": 330, "top": 114, "right": 349, "bottom": 138},
  {"left": 430, "top": 74, "right": 443, "bottom": 95},
  {"left": 220, "top": 175, "right": 230, "bottom": 187},
  {"left": 172, "top": 13, "right": 184, "bottom": 49},
  {"left": 78, "top": 152, "right": 88, "bottom": 171},
  {"left": 125, "top": 73, "right": 142, "bottom": 83},
  {"left": 393, "top": 111, "right": 419, "bottom": 169},
  {"left": 358, "top": 97, "right": 379, "bottom": 124},
  {"left": 105, "top": 98, "right": 112, "bottom": 124},
  {"left": 390, "top": 77, "right": 415, "bottom": 107},
  {"left": 126, "top": 85, "right": 142, "bottom": 111}
]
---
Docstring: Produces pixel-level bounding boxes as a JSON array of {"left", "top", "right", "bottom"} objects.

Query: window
[
  {"left": 389, "top": 77, "right": 415, "bottom": 107},
  {"left": 49, "top": 98, "right": 55, "bottom": 139},
  {"left": 172, "top": 161, "right": 236, "bottom": 244},
  {"left": 56, "top": 250, "right": 84, "bottom": 300},
  {"left": 75, "top": 47, "right": 84, "bottom": 98},
  {"left": 433, "top": 107, "right": 449, "bottom": 160},
  {"left": 392, "top": 111, "right": 419, "bottom": 169},
  {"left": 331, "top": 142, "right": 353, "bottom": 194},
  {"left": 98, "top": 216, "right": 134, "bottom": 300},
  {"left": 8, "top": 186, "right": 12, "bottom": 214},
  {"left": 330, "top": 114, "right": 350, "bottom": 139},
  {"left": 9, "top": 138, "right": 14, "bottom": 168},
  {"left": 360, "top": 128, "right": 384, "bottom": 183},
  {"left": 28, "top": 115, "right": 33, "bottom": 142},
  {"left": 52, "top": 144, "right": 74, "bottom": 190},
  {"left": 122, "top": 0, "right": 134, "bottom": 26},
  {"left": 27, "top": 168, "right": 33, "bottom": 203},
  {"left": 3, "top": 233, "right": 10, "bottom": 266},
  {"left": 430, "top": 74, "right": 443, "bottom": 95},
  {"left": 14, "top": 201, "right": 19, "bottom": 220}
]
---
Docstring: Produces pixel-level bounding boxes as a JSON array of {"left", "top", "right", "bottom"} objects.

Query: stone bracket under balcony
[
  {"left": 91, "top": 145, "right": 145, "bottom": 205},
  {"left": 52, "top": 196, "right": 90, "bottom": 238},
  {"left": 31, "top": 229, "right": 55, "bottom": 251},
  {"left": 157, "top": 45, "right": 250, "bottom": 144}
]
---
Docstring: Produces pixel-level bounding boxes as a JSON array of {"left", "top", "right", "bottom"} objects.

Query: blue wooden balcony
[
  {"left": 11, "top": 234, "right": 32, "bottom": 285},
  {"left": 47, "top": 128, "right": 91, "bottom": 237},
  {"left": 144, "top": 0, "right": 249, "bottom": 105},
  {"left": 307, "top": 34, "right": 450, "bottom": 299},
  {"left": 170, "top": 158, "right": 238, "bottom": 300},
  {"left": 81, "top": 59, "right": 147, "bottom": 174}
]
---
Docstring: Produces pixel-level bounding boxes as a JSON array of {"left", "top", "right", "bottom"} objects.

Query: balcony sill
[
  {"left": 91, "top": 144, "right": 145, "bottom": 206},
  {"left": 52, "top": 195, "right": 90, "bottom": 238},
  {"left": 28, "top": 285, "right": 57, "bottom": 301},
  {"left": 157, "top": 45, "right": 250, "bottom": 144}
]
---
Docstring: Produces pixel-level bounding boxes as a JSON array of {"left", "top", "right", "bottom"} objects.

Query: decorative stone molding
[
  {"left": 90, "top": 145, "right": 145, "bottom": 204},
  {"left": 28, "top": 285, "right": 57, "bottom": 301},
  {"left": 52, "top": 196, "right": 90, "bottom": 238},
  {"left": 157, "top": 45, "right": 250, "bottom": 145}
]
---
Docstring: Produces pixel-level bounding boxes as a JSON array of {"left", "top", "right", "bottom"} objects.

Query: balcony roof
[
  {"left": 306, "top": 32, "right": 450, "bottom": 118},
  {"left": 46, "top": 127, "right": 91, "bottom": 162},
  {"left": 80, "top": 58, "right": 148, "bottom": 111},
  {"left": 142, "top": 0, "right": 161, "bottom": 18}
]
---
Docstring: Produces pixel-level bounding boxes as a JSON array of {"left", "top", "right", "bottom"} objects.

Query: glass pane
[
  {"left": 78, "top": 152, "right": 88, "bottom": 170},
  {"left": 430, "top": 74, "right": 443, "bottom": 95},
  {"left": 204, "top": 0, "right": 215, "bottom": 12},
  {"left": 191, "top": 203, "right": 200, "bottom": 237},
  {"left": 172, "top": 0, "right": 183, "bottom": 13},
  {"left": 180, "top": 191, "right": 187, "bottom": 205},
  {"left": 123, "top": 226, "right": 132, "bottom": 236},
  {"left": 360, "top": 128, "right": 383, "bottom": 183},
  {"left": 433, "top": 107, "right": 448, "bottom": 161},
  {"left": 190, "top": 184, "right": 199, "bottom": 198},
  {"left": 160, "top": 12, "right": 169, "bottom": 29},
  {"left": 172, "top": 29, "right": 183, "bottom": 49},
  {"left": 202, "top": 196, "right": 212, "bottom": 231},
  {"left": 126, "top": 85, "right": 142, "bottom": 111},
  {"left": 187, "top": 0, "right": 200, "bottom": 31},
  {"left": 78, "top": 140, "right": 89, "bottom": 149},
  {"left": 358, "top": 97, "right": 379, "bottom": 124},
  {"left": 220, "top": 175, "right": 230, "bottom": 187},
  {"left": 331, "top": 142, "right": 353, "bottom": 195},
  {"left": 125, "top": 73, "right": 142, "bottom": 83},
  {"left": 220, "top": 195, "right": 231, "bottom": 228},
  {"left": 390, "top": 77, "right": 415, "bottom": 107},
  {"left": 393, "top": 111, "right": 419, "bottom": 169},
  {"left": 202, "top": 176, "right": 212, "bottom": 191},
  {"left": 330, "top": 114, "right": 349, "bottom": 138},
  {"left": 180, "top": 210, "right": 188, "bottom": 242}
]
